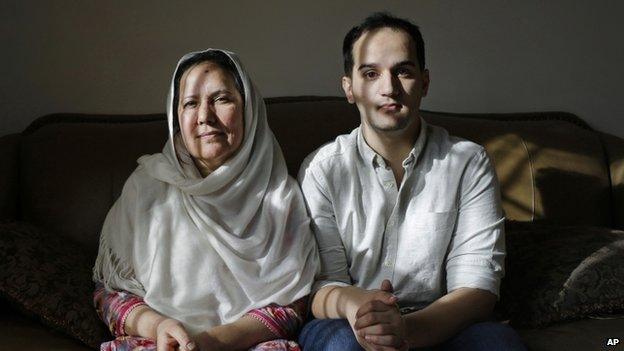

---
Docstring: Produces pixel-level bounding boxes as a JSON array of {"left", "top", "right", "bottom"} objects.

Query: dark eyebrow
[
  {"left": 358, "top": 61, "right": 418, "bottom": 71},
  {"left": 357, "top": 64, "right": 377, "bottom": 71},
  {"left": 394, "top": 61, "right": 418, "bottom": 68}
]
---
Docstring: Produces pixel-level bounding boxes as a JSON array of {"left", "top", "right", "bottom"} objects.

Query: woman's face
[{"left": 177, "top": 61, "right": 244, "bottom": 176}]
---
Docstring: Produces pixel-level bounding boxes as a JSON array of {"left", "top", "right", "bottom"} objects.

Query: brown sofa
[{"left": 1, "top": 96, "right": 623, "bottom": 350}]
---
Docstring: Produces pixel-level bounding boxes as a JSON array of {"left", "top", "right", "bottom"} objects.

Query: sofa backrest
[{"left": 5, "top": 97, "right": 617, "bottom": 255}]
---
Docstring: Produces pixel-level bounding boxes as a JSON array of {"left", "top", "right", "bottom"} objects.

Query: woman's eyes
[
  {"left": 182, "top": 101, "right": 197, "bottom": 109},
  {"left": 214, "top": 96, "right": 230, "bottom": 103},
  {"left": 182, "top": 96, "right": 231, "bottom": 109}
]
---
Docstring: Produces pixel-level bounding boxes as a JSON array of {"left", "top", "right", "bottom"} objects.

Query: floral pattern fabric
[
  {"left": 94, "top": 283, "right": 147, "bottom": 337},
  {"left": 498, "top": 222, "right": 624, "bottom": 328},
  {"left": 0, "top": 222, "right": 110, "bottom": 349},
  {"left": 94, "top": 284, "right": 306, "bottom": 351}
]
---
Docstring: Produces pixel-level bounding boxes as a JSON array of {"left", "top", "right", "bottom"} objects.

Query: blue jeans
[{"left": 298, "top": 319, "right": 527, "bottom": 351}]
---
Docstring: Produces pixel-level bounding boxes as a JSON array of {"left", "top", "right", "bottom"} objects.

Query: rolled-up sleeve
[
  {"left": 445, "top": 149, "right": 505, "bottom": 297},
  {"left": 245, "top": 297, "right": 309, "bottom": 339},
  {"left": 94, "top": 283, "right": 147, "bottom": 337},
  {"left": 298, "top": 158, "right": 352, "bottom": 293}
]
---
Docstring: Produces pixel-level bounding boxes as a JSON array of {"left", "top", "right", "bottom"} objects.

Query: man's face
[{"left": 343, "top": 27, "right": 429, "bottom": 134}]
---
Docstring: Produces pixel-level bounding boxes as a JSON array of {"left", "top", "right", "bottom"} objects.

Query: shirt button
[
  {"left": 388, "top": 218, "right": 395, "bottom": 226},
  {"left": 384, "top": 260, "right": 393, "bottom": 267},
  {"left": 384, "top": 181, "right": 393, "bottom": 188}
]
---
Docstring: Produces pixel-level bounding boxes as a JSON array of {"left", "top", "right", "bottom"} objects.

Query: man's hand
[
  {"left": 350, "top": 280, "right": 407, "bottom": 351},
  {"left": 354, "top": 300, "right": 406, "bottom": 350},
  {"left": 155, "top": 318, "right": 197, "bottom": 351},
  {"left": 311, "top": 281, "right": 407, "bottom": 350},
  {"left": 344, "top": 280, "right": 397, "bottom": 319}
]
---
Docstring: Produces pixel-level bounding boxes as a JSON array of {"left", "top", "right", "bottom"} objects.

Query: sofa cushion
[
  {"left": 518, "top": 316, "right": 624, "bottom": 351},
  {"left": 0, "top": 221, "right": 110, "bottom": 348},
  {"left": 498, "top": 222, "right": 624, "bottom": 328}
]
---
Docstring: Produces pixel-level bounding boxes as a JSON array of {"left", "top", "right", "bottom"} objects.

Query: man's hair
[
  {"left": 172, "top": 50, "right": 244, "bottom": 125},
  {"left": 342, "top": 12, "right": 425, "bottom": 76}
]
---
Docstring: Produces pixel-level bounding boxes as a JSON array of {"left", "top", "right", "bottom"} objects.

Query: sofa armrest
[
  {"left": 600, "top": 132, "right": 624, "bottom": 229},
  {"left": 0, "top": 134, "right": 20, "bottom": 221}
]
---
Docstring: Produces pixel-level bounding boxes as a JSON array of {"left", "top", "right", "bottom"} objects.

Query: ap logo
[{"left": 606, "top": 338, "right": 620, "bottom": 346}]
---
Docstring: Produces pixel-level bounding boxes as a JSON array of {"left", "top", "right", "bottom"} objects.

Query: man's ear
[
  {"left": 421, "top": 69, "right": 430, "bottom": 97},
  {"left": 342, "top": 76, "right": 355, "bottom": 104}
]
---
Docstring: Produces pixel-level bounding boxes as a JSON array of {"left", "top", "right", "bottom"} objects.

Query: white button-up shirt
[{"left": 298, "top": 119, "right": 505, "bottom": 308}]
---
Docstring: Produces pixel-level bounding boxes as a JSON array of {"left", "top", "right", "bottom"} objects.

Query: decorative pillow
[
  {"left": 0, "top": 221, "right": 111, "bottom": 348},
  {"left": 497, "top": 222, "right": 624, "bottom": 328}
]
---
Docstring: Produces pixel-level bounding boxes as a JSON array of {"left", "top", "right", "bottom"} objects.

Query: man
[{"left": 297, "top": 13, "right": 526, "bottom": 351}]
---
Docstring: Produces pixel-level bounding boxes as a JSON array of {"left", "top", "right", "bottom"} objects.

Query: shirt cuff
[{"left": 446, "top": 266, "right": 501, "bottom": 297}]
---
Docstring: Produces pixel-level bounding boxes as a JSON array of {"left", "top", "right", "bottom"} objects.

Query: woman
[{"left": 93, "top": 49, "right": 319, "bottom": 351}]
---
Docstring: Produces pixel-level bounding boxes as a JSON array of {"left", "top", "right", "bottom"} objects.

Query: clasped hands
[
  {"left": 137, "top": 280, "right": 408, "bottom": 351},
  {"left": 350, "top": 279, "right": 408, "bottom": 351}
]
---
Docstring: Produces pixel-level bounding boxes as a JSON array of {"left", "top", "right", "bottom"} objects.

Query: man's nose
[{"left": 379, "top": 72, "right": 400, "bottom": 97}]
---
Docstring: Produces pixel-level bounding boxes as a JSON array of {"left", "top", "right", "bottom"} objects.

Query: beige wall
[{"left": 2, "top": 0, "right": 623, "bottom": 138}]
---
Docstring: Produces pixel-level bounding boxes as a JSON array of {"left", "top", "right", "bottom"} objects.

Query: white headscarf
[{"left": 93, "top": 49, "right": 319, "bottom": 335}]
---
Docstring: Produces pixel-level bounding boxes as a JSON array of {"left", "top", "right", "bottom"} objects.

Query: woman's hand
[{"left": 155, "top": 318, "right": 197, "bottom": 351}]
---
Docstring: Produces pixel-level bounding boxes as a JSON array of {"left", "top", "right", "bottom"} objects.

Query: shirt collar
[{"left": 357, "top": 117, "right": 428, "bottom": 170}]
